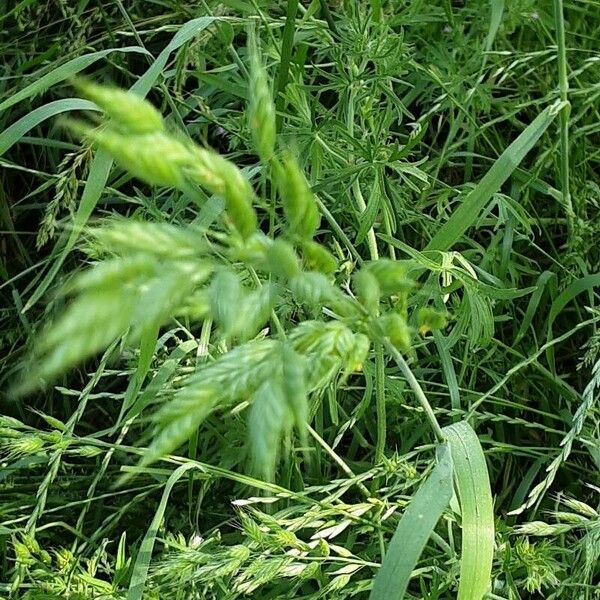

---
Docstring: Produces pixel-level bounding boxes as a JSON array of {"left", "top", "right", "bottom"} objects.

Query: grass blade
[
  {"left": 545, "top": 273, "right": 600, "bottom": 369},
  {"left": 274, "top": 0, "right": 298, "bottom": 131},
  {"left": 485, "top": 0, "right": 505, "bottom": 52},
  {"left": 0, "top": 47, "right": 150, "bottom": 114},
  {"left": 443, "top": 421, "right": 494, "bottom": 600},
  {"left": 369, "top": 443, "right": 453, "bottom": 600},
  {"left": 128, "top": 463, "right": 201, "bottom": 600},
  {"left": 0, "top": 99, "right": 97, "bottom": 157},
  {"left": 424, "top": 101, "right": 566, "bottom": 252}
]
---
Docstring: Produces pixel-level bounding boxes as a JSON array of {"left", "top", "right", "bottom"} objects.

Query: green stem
[
  {"left": 553, "top": 0, "right": 573, "bottom": 236},
  {"left": 374, "top": 343, "right": 386, "bottom": 462},
  {"left": 307, "top": 424, "right": 370, "bottom": 497},
  {"left": 345, "top": 69, "right": 388, "bottom": 462},
  {"left": 384, "top": 339, "right": 445, "bottom": 442}
]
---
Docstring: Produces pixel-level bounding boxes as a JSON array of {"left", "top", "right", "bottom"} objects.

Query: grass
[{"left": 1, "top": 1, "right": 600, "bottom": 599}]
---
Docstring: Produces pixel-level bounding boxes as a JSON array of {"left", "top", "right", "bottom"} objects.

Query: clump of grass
[{"left": 1, "top": 2, "right": 600, "bottom": 599}]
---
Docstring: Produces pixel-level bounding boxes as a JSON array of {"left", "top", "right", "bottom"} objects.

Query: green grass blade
[
  {"left": 128, "top": 463, "right": 200, "bottom": 600},
  {"left": 514, "top": 270, "right": 554, "bottom": 344},
  {"left": 274, "top": 0, "right": 298, "bottom": 131},
  {"left": 369, "top": 443, "right": 453, "bottom": 600},
  {"left": 0, "top": 99, "right": 97, "bottom": 157},
  {"left": 485, "top": 0, "right": 505, "bottom": 52},
  {"left": 443, "top": 421, "right": 494, "bottom": 600},
  {"left": 424, "top": 101, "right": 566, "bottom": 252},
  {"left": 545, "top": 273, "right": 600, "bottom": 369},
  {"left": 0, "top": 47, "right": 150, "bottom": 114},
  {"left": 433, "top": 331, "right": 461, "bottom": 411}
]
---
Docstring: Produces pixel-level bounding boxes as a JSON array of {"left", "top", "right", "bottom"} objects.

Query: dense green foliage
[{"left": 1, "top": 1, "right": 599, "bottom": 598}]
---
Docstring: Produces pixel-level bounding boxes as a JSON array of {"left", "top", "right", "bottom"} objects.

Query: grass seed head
[
  {"left": 247, "top": 32, "right": 276, "bottom": 162},
  {"left": 74, "top": 77, "right": 164, "bottom": 134}
]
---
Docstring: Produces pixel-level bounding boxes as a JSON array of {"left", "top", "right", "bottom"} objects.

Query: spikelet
[
  {"left": 281, "top": 344, "right": 308, "bottom": 446},
  {"left": 353, "top": 268, "right": 381, "bottom": 314},
  {"left": 187, "top": 146, "right": 258, "bottom": 239},
  {"left": 417, "top": 306, "right": 448, "bottom": 335},
  {"left": 248, "top": 378, "right": 291, "bottom": 480},
  {"left": 377, "top": 312, "right": 412, "bottom": 352},
  {"left": 85, "top": 128, "right": 193, "bottom": 188},
  {"left": 274, "top": 154, "right": 320, "bottom": 239},
  {"left": 267, "top": 239, "right": 301, "bottom": 279},
  {"left": 366, "top": 259, "right": 414, "bottom": 296},
  {"left": 301, "top": 240, "right": 337, "bottom": 274},
  {"left": 247, "top": 31, "right": 276, "bottom": 162},
  {"left": 89, "top": 220, "right": 207, "bottom": 259},
  {"left": 73, "top": 77, "right": 164, "bottom": 134}
]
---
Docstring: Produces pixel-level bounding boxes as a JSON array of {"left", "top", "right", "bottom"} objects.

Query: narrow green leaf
[
  {"left": 433, "top": 331, "right": 461, "bottom": 411},
  {"left": 128, "top": 463, "right": 201, "bottom": 600},
  {"left": 545, "top": 273, "right": 600, "bottom": 369},
  {"left": 424, "top": 101, "right": 565, "bottom": 252},
  {"left": 0, "top": 99, "right": 97, "bottom": 157},
  {"left": 274, "top": 0, "right": 298, "bottom": 131},
  {"left": 443, "top": 421, "right": 494, "bottom": 600},
  {"left": 369, "top": 443, "right": 453, "bottom": 600},
  {"left": 485, "top": 0, "right": 505, "bottom": 52},
  {"left": 0, "top": 47, "right": 150, "bottom": 113},
  {"left": 514, "top": 270, "right": 554, "bottom": 344}
]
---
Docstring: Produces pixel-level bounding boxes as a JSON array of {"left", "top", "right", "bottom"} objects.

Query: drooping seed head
[
  {"left": 247, "top": 31, "right": 276, "bottom": 162},
  {"left": 86, "top": 128, "right": 193, "bottom": 188},
  {"left": 301, "top": 240, "right": 337, "bottom": 274},
  {"left": 274, "top": 153, "right": 320, "bottom": 239},
  {"left": 73, "top": 78, "right": 164, "bottom": 134},
  {"left": 187, "top": 147, "right": 258, "bottom": 239}
]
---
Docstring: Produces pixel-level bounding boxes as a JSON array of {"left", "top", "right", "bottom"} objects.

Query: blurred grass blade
[
  {"left": 443, "top": 421, "right": 494, "bottom": 600},
  {"left": 274, "top": 0, "right": 298, "bottom": 131},
  {"left": 425, "top": 101, "right": 566, "bottom": 252},
  {"left": 485, "top": 0, "right": 505, "bottom": 52},
  {"left": 545, "top": 273, "right": 600, "bottom": 369},
  {"left": 433, "top": 331, "right": 461, "bottom": 411},
  {"left": 0, "top": 47, "right": 150, "bottom": 113},
  {"left": 514, "top": 270, "right": 554, "bottom": 344},
  {"left": 369, "top": 443, "right": 453, "bottom": 600},
  {"left": 24, "top": 17, "right": 218, "bottom": 312},
  {"left": 128, "top": 463, "right": 200, "bottom": 600},
  {"left": 0, "top": 99, "right": 97, "bottom": 157}
]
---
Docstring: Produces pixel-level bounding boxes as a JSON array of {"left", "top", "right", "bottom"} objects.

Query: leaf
[
  {"left": 369, "top": 443, "right": 453, "bottom": 600},
  {"left": 424, "top": 101, "right": 565, "bottom": 252},
  {"left": 546, "top": 273, "right": 600, "bottom": 368},
  {"left": 0, "top": 99, "right": 98, "bottom": 157},
  {"left": 356, "top": 172, "right": 382, "bottom": 245},
  {"left": 514, "top": 270, "right": 554, "bottom": 344},
  {"left": 0, "top": 47, "right": 151, "bottom": 114},
  {"left": 485, "top": 0, "right": 505, "bottom": 52},
  {"left": 443, "top": 421, "right": 494, "bottom": 600},
  {"left": 128, "top": 463, "right": 201, "bottom": 600}
]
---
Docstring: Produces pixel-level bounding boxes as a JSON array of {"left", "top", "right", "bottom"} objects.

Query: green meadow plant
[
  {"left": 19, "top": 55, "right": 491, "bottom": 599},
  {"left": 2, "top": 2, "right": 600, "bottom": 599}
]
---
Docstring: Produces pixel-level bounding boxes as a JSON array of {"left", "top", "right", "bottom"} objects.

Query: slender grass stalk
[
  {"left": 374, "top": 343, "right": 386, "bottom": 462},
  {"left": 188, "top": 317, "right": 212, "bottom": 522},
  {"left": 344, "top": 71, "right": 389, "bottom": 463},
  {"left": 307, "top": 424, "right": 371, "bottom": 497},
  {"left": 553, "top": 0, "right": 574, "bottom": 237},
  {"left": 384, "top": 339, "right": 445, "bottom": 442}
]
